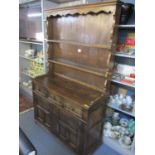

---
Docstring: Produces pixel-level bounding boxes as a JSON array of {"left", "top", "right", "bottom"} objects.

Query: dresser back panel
[
  {"left": 48, "top": 43, "right": 111, "bottom": 71},
  {"left": 47, "top": 12, "right": 115, "bottom": 46}
]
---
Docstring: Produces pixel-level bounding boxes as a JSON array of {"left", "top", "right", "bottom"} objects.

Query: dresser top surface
[{"left": 34, "top": 75, "right": 104, "bottom": 106}]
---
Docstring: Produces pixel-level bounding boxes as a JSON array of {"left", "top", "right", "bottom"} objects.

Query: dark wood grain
[{"left": 33, "top": 1, "right": 120, "bottom": 155}]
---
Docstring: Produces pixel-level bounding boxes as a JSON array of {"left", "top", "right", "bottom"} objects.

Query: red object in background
[
  {"left": 130, "top": 73, "right": 135, "bottom": 78},
  {"left": 117, "top": 43, "right": 125, "bottom": 51},
  {"left": 125, "top": 38, "right": 135, "bottom": 46},
  {"left": 121, "top": 79, "right": 134, "bottom": 85}
]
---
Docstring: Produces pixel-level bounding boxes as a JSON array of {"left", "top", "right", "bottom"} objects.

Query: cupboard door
[
  {"left": 59, "top": 121, "right": 80, "bottom": 151},
  {"left": 35, "top": 105, "right": 51, "bottom": 128},
  {"left": 59, "top": 121, "right": 70, "bottom": 142},
  {"left": 50, "top": 115, "right": 59, "bottom": 134},
  {"left": 69, "top": 130, "right": 79, "bottom": 150},
  {"left": 44, "top": 110, "right": 51, "bottom": 128}
]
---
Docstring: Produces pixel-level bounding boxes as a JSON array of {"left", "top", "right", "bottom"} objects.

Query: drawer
[
  {"left": 64, "top": 102, "right": 82, "bottom": 118},
  {"left": 48, "top": 94, "right": 64, "bottom": 107},
  {"left": 33, "top": 82, "right": 49, "bottom": 97},
  {"left": 35, "top": 94, "right": 50, "bottom": 110}
]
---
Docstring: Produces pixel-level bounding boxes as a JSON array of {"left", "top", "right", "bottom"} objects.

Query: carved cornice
[{"left": 45, "top": 0, "right": 119, "bottom": 17}]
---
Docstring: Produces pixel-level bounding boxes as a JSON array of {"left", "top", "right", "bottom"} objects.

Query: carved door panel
[
  {"left": 59, "top": 120, "right": 80, "bottom": 151},
  {"left": 50, "top": 115, "right": 59, "bottom": 134},
  {"left": 35, "top": 105, "right": 51, "bottom": 128},
  {"left": 69, "top": 130, "right": 79, "bottom": 150},
  {"left": 59, "top": 121, "right": 70, "bottom": 142}
]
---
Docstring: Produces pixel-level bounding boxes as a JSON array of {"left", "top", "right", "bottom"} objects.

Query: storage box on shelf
[{"left": 111, "top": 62, "right": 135, "bottom": 88}]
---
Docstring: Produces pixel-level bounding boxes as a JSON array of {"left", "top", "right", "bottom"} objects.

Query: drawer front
[
  {"left": 49, "top": 102, "right": 59, "bottom": 117},
  {"left": 48, "top": 94, "right": 82, "bottom": 118},
  {"left": 34, "top": 83, "right": 83, "bottom": 119},
  {"left": 33, "top": 82, "right": 49, "bottom": 97},
  {"left": 34, "top": 94, "right": 50, "bottom": 110}
]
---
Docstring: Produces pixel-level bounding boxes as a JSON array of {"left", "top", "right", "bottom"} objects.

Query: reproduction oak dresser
[{"left": 33, "top": 0, "right": 120, "bottom": 154}]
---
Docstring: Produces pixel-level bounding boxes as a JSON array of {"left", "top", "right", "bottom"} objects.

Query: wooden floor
[{"left": 19, "top": 94, "right": 33, "bottom": 112}]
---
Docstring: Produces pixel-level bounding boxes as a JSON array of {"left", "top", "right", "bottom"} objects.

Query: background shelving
[
  {"left": 111, "top": 79, "right": 135, "bottom": 88},
  {"left": 19, "top": 39, "right": 43, "bottom": 45},
  {"left": 107, "top": 102, "right": 135, "bottom": 117},
  {"left": 116, "top": 24, "right": 135, "bottom": 28},
  {"left": 114, "top": 52, "right": 135, "bottom": 59},
  {"left": 19, "top": 0, "right": 45, "bottom": 101},
  {"left": 103, "top": 0, "right": 135, "bottom": 154},
  {"left": 103, "top": 136, "right": 134, "bottom": 155}
]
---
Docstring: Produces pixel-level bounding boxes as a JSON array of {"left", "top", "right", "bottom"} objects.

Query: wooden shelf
[
  {"left": 113, "top": 53, "right": 135, "bottom": 59},
  {"left": 19, "top": 39, "right": 43, "bottom": 45},
  {"left": 54, "top": 72, "right": 104, "bottom": 93},
  {"left": 45, "top": 39, "right": 111, "bottom": 49},
  {"left": 111, "top": 79, "right": 135, "bottom": 88},
  {"left": 107, "top": 103, "right": 135, "bottom": 117},
  {"left": 48, "top": 59, "right": 109, "bottom": 78},
  {"left": 116, "top": 25, "right": 135, "bottom": 28},
  {"left": 103, "top": 136, "right": 134, "bottom": 155}
]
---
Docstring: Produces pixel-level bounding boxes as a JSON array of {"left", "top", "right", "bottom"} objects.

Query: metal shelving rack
[
  {"left": 111, "top": 79, "right": 135, "bottom": 88},
  {"left": 19, "top": 0, "right": 46, "bottom": 101},
  {"left": 116, "top": 24, "right": 135, "bottom": 28},
  {"left": 107, "top": 102, "right": 135, "bottom": 118},
  {"left": 19, "top": 39, "right": 43, "bottom": 45},
  {"left": 113, "top": 52, "right": 135, "bottom": 59},
  {"left": 103, "top": 1, "right": 135, "bottom": 155}
]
